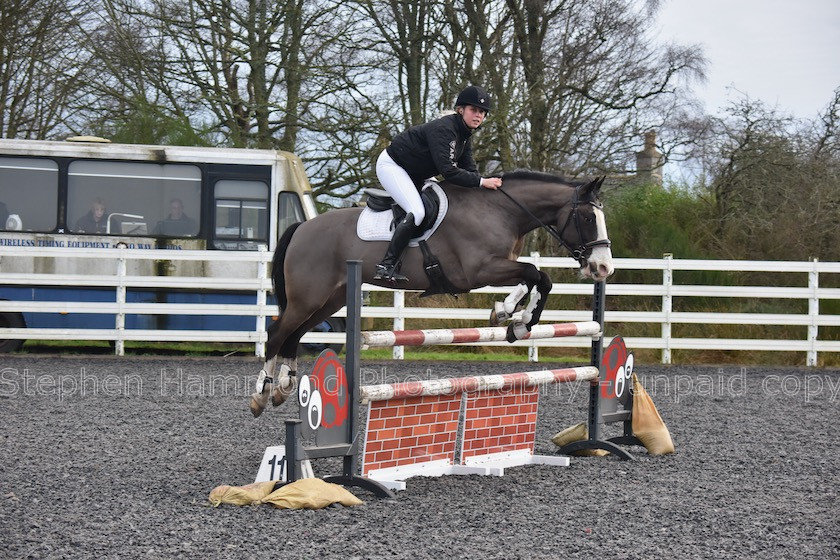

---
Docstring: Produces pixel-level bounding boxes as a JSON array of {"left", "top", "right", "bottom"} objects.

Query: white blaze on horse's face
[{"left": 581, "top": 206, "right": 614, "bottom": 281}]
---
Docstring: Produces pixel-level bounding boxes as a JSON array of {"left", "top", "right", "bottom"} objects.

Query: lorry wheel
[{"left": 0, "top": 311, "right": 25, "bottom": 353}]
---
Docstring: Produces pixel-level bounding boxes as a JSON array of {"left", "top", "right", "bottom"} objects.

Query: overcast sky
[{"left": 655, "top": 0, "right": 840, "bottom": 120}]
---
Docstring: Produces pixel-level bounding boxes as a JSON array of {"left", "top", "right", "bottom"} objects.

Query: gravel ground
[{"left": 1, "top": 354, "right": 838, "bottom": 559}]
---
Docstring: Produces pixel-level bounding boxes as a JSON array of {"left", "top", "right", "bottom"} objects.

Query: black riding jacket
[{"left": 386, "top": 113, "right": 482, "bottom": 189}]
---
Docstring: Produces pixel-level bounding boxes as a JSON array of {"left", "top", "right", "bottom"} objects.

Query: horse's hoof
[
  {"left": 249, "top": 393, "right": 268, "bottom": 417},
  {"left": 506, "top": 322, "right": 530, "bottom": 342},
  {"left": 513, "top": 322, "right": 530, "bottom": 339},
  {"left": 490, "top": 302, "right": 507, "bottom": 325},
  {"left": 511, "top": 309, "right": 532, "bottom": 325},
  {"left": 271, "top": 374, "right": 296, "bottom": 407}
]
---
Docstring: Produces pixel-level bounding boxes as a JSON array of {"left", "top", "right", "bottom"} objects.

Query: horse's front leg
[
  {"left": 502, "top": 270, "right": 551, "bottom": 342},
  {"left": 494, "top": 269, "right": 550, "bottom": 322},
  {"left": 490, "top": 282, "right": 530, "bottom": 325},
  {"left": 516, "top": 269, "right": 551, "bottom": 327},
  {"left": 477, "top": 260, "right": 550, "bottom": 342}
]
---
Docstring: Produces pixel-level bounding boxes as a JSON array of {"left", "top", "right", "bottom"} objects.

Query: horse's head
[{"left": 556, "top": 177, "right": 614, "bottom": 281}]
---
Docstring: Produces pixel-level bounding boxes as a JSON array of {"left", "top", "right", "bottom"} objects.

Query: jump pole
[{"left": 361, "top": 321, "right": 601, "bottom": 348}]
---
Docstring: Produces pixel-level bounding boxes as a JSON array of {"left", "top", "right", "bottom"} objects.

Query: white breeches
[{"left": 376, "top": 150, "right": 425, "bottom": 226}]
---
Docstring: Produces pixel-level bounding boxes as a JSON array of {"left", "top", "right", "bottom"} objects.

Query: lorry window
[
  {"left": 67, "top": 160, "right": 201, "bottom": 236},
  {"left": 277, "top": 192, "right": 305, "bottom": 241},
  {"left": 0, "top": 157, "right": 59, "bottom": 232},
  {"left": 213, "top": 179, "right": 269, "bottom": 250}
]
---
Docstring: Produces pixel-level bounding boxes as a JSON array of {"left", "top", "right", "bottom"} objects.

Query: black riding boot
[{"left": 374, "top": 213, "right": 418, "bottom": 282}]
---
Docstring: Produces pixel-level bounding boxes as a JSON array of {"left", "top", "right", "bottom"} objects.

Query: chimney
[{"left": 636, "top": 130, "right": 663, "bottom": 185}]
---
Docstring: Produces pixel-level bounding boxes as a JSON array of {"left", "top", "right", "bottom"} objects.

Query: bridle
[{"left": 497, "top": 184, "right": 612, "bottom": 262}]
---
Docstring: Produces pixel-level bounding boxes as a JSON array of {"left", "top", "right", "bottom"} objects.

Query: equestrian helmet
[{"left": 455, "top": 85, "right": 492, "bottom": 112}]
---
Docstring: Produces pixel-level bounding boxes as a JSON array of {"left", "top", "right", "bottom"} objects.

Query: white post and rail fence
[{"left": 1, "top": 246, "right": 838, "bottom": 366}]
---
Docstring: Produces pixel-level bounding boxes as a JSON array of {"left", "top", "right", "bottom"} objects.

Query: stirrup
[{"left": 374, "top": 263, "right": 408, "bottom": 282}]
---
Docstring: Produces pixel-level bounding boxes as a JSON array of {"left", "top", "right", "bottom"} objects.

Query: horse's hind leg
[
  {"left": 264, "top": 324, "right": 308, "bottom": 409},
  {"left": 251, "top": 242, "right": 348, "bottom": 416},
  {"left": 264, "top": 313, "right": 334, "bottom": 407},
  {"left": 250, "top": 319, "right": 305, "bottom": 416},
  {"left": 249, "top": 355, "right": 278, "bottom": 417},
  {"left": 264, "top": 320, "right": 309, "bottom": 409},
  {"left": 250, "top": 302, "right": 316, "bottom": 417},
  {"left": 270, "top": 288, "right": 347, "bottom": 407}
]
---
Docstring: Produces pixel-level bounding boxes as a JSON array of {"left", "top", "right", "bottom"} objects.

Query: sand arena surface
[{"left": 1, "top": 355, "right": 838, "bottom": 559}]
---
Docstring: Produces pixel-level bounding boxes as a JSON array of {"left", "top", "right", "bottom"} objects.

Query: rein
[{"left": 497, "top": 184, "right": 611, "bottom": 261}]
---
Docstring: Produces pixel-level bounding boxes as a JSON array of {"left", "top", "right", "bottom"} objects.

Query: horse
[{"left": 249, "top": 170, "right": 614, "bottom": 416}]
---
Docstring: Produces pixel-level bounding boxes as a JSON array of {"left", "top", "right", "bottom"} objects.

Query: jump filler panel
[{"left": 360, "top": 368, "right": 597, "bottom": 491}]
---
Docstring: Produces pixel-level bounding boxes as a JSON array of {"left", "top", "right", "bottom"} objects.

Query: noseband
[{"left": 498, "top": 184, "right": 611, "bottom": 262}]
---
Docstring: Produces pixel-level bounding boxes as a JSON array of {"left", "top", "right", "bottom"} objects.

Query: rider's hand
[{"left": 480, "top": 177, "right": 502, "bottom": 190}]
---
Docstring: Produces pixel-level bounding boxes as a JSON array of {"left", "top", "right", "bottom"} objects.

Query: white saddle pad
[{"left": 356, "top": 182, "right": 449, "bottom": 246}]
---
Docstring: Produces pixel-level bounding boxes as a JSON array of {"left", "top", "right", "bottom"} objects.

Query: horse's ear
[{"left": 581, "top": 176, "right": 605, "bottom": 198}]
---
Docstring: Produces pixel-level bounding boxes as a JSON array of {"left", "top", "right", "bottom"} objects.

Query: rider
[{"left": 373, "top": 85, "right": 503, "bottom": 282}]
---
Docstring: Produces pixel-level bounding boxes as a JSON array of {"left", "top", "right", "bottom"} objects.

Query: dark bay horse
[{"left": 250, "top": 170, "right": 614, "bottom": 416}]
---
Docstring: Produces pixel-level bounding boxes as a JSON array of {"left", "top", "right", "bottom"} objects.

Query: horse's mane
[{"left": 501, "top": 169, "right": 585, "bottom": 186}]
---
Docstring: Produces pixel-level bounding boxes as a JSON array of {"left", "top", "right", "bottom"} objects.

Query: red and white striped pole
[
  {"left": 361, "top": 321, "right": 601, "bottom": 348},
  {"left": 360, "top": 365, "right": 599, "bottom": 403}
]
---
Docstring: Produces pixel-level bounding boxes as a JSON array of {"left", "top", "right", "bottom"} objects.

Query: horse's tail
[{"left": 273, "top": 222, "right": 303, "bottom": 311}]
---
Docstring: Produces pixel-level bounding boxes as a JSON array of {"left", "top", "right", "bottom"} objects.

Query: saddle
[
  {"left": 357, "top": 182, "right": 461, "bottom": 297},
  {"left": 364, "top": 184, "right": 441, "bottom": 232},
  {"left": 356, "top": 181, "right": 449, "bottom": 246}
]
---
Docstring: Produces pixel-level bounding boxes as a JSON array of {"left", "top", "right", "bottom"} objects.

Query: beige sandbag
[
  {"left": 261, "top": 478, "right": 363, "bottom": 509},
  {"left": 208, "top": 480, "right": 277, "bottom": 507},
  {"left": 551, "top": 422, "right": 587, "bottom": 447},
  {"left": 632, "top": 373, "right": 675, "bottom": 455},
  {"left": 550, "top": 422, "right": 609, "bottom": 457}
]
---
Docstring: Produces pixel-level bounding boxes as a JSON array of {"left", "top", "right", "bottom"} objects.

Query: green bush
[{"left": 604, "top": 181, "right": 708, "bottom": 259}]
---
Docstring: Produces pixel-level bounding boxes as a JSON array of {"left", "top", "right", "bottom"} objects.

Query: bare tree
[
  {"left": 352, "top": 0, "right": 449, "bottom": 128},
  {"left": 71, "top": 0, "right": 207, "bottom": 144},
  {"left": 83, "top": 0, "right": 349, "bottom": 150},
  {"left": 435, "top": 1, "right": 707, "bottom": 178},
  {"left": 0, "top": 0, "right": 96, "bottom": 138},
  {"left": 813, "top": 87, "right": 840, "bottom": 161},
  {"left": 147, "top": 0, "right": 303, "bottom": 149},
  {"left": 60, "top": 0, "right": 706, "bottom": 213},
  {"left": 434, "top": 0, "right": 706, "bottom": 253},
  {"left": 439, "top": 0, "right": 515, "bottom": 170},
  {"left": 697, "top": 94, "right": 840, "bottom": 261}
]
